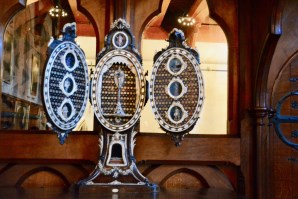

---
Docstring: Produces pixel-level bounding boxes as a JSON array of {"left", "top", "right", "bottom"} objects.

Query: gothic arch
[
  {"left": 146, "top": 165, "right": 234, "bottom": 190},
  {"left": 255, "top": 0, "right": 285, "bottom": 107},
  {"left": 159, "top": 168, "right": 210, "bottom": 188},
  {"left": 15, "top": 166, "right": 70, "bottom": 188},
  {"left": 0, "top": 1, "right": 26, "bottom": 83},
  {"left": 76, "top": 0, "right": 100, "bottom": 53}
]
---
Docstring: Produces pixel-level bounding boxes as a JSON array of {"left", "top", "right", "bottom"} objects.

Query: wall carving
[{"left": 0, "top": 163, "right": 236, "bottom": 191}]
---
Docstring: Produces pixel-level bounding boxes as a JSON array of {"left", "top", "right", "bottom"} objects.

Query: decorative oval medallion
[
  {"left": 92, "top": 50, "right": 146, "bottom": 132},
  {"left": 167, "top": 54, "right": 186, "bottom": 75},
  {"left": 112, "top": 31, "right": 129, "bottom": 49},
  {"left": 150, "top": 47, "right": 204, "bottom": 134},
  {"left": 166, "top": 77, "right": 187, "bottom": 100},
  {"left": 167, "top": 101, "right": 188, "bottom": 124},
  {"left": 43, "top": 41, "right": 89, "bottom": 132}
]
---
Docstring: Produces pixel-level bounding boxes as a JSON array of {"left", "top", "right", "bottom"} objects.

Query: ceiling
[
  {"left": 26, "top": 0, "right": 95, "bottom": 37},
  {"left": 67, "top": 0, "right": 95, "bottom": 37},
  {"left": 161, "top": 0, "right": 196, "bottom": 33},
  {"left": 142, "top": 0, "right": 223, "bottom": 42},
  {"left": 26, "top": 0, "right": 223, "bottom": 42}
]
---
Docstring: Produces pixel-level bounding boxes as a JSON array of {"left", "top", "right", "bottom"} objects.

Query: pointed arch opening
[
  {"left": 0, "top": 0, "right": 96, "bottom": 131},
  {"left": 140, "top": 0, "right": 228, "bottom": 134}
]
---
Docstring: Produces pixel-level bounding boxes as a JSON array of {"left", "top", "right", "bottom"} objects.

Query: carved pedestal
[{"left": 76, "top": 19, "right": 158, "bottom": 192}]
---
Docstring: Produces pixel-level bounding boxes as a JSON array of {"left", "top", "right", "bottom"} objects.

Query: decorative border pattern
[
  {"left": 92, "top": 50, "right": 146, "bottom": 132},
  {"left": 149, "top": 47, "right": 204, "bottom": 133}
]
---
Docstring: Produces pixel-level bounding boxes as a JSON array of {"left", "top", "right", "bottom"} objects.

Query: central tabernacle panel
[{"left": 92, "top": 50, "right": 146, "bottom": 132}]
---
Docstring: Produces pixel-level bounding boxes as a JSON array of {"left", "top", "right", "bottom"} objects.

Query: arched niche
[
  {"left": 140, "top": 0, "right": 228, "bottom": 135},
  {"left": 161, "top": 171, "right": 208, "bottom": 190},
  {"left": 0, "top": 0, "right": 96, "bottom": 131},
  {"left": 145, "top": 165, "right": 234, "bottom": 190},
  {"left": 16, "top": 167, "right": 70, "bottom": 188}
]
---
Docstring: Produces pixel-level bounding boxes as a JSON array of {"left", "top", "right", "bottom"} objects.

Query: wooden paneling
[
  {"left": 133, "top": 0, "right": 162, "bottom": 49},
  {"left": 0, "top": 132, "right": 240, "bottom": 165},
  {"left": 0, "top": 131, "right": 239, "bottom": 190},
  {"left": 135, "top": 134, "right": 240, "bottom": 165},
  {"left": 146, "top": 165, "right": 234, "bottom": 190},
  {"left": 3, "top": 0, "right": 298, "bottom": 197},
  {"left": 0, "top": 162, "right": 238, "bottom": 191},
  {"left": 0, "top": 187, "right": 242, "bottom": 199},
  {"left": 0, "top": 163, "right": 94, "bottom": 187},
  {"left": 77, "top": 0, "right": 106, "bottom": 51},
  {"left": 264, "top": 0, "right": 298, "bottom": 198},
  {"left": 162, "top": 172, "right": 205, "bottom": 189},
  {"left": 270, "top": 54, "right": 298, "bottom": 198}
]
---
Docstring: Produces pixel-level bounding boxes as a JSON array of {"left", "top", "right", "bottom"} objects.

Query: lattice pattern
[
  {"left": 150, "top": 48, "right": 204, "bottom": 133},
  {"left": 44, "top": 42, "right": 89, "bottom": 131}
]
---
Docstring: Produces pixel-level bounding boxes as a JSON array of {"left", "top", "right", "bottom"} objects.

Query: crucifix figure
[{"left": 112, "top": 66, "right": 126, "bottom": 117}]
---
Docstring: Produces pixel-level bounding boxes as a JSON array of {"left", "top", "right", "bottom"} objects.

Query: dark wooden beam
[{"left": 114, "top": 0, "right": 126, "bottom": 20}]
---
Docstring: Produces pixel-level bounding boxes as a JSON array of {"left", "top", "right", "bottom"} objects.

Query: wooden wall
[
  {"left": 0, "top": 132, "right": 240, "bottom": 191},
  {"left": 0, "top": 0, "right": 239, "bottom": 196},
  {"left": 266, "top": 0, "right": 298, "bottom": 198}
]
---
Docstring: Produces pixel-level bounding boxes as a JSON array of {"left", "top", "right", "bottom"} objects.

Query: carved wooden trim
[
  {"left": 251, "top": 107, "right": 270, "bottom": 126},
  {"left": 270, "top": 50, "right": 298, "bottom": 100},
  {"left": 137, "top": 0, "right": 163, "bottom": 50},
  {"left": 135, "top": 134, "right": 240, "bottom": 166},
  {"left": 146, "top": 165, "right": 234, "bottom": 190},
  {"left": 255, "top": 34, "right": 281, "bottom": 107},
  {"left": 0, "top": 163, "right": 94, "bottom": 187},
  {"left": 253, "top": 1, "right": 285, "bottom": 198},
  {"left": 0, "top": 1, "right": 26, "bottom": 122},
  {"left": 0, "top": 162, "right": 238, "bottom": 190},
  {"left": 76, "top": 0, "right": 100, "bottom": 53},
  {"left": 15, "top": 166, "right": 70, "bottom": 188},
  {"left": 159, "top": 168, "right": 210, "bottom": 188},
  {"left": 206, "top": 0, "right": 239, "bottom": 135},
  {"left": 270, "top": 0, "right": 285, "bottom": 35},
  {"left": 0, "top": 163, "right": 16, "bottom": 176},
  {"left": 0, "top": 132, "right": 240, "bottom": 166}
]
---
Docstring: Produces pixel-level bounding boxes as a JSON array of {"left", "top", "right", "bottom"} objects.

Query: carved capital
[{"left": 250, "top": 107, "right": 270, "bottom": 126}]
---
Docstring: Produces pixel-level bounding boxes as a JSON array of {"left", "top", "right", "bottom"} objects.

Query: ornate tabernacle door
[
  {"left": 77, "top": 19, "right": 157, "bottom": 192},
  {"left": 149, "top": 29, "right": 204, "bottom": 146},
  {"left": 43, "top": 22, "right": 89, "bottom": 144}
]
